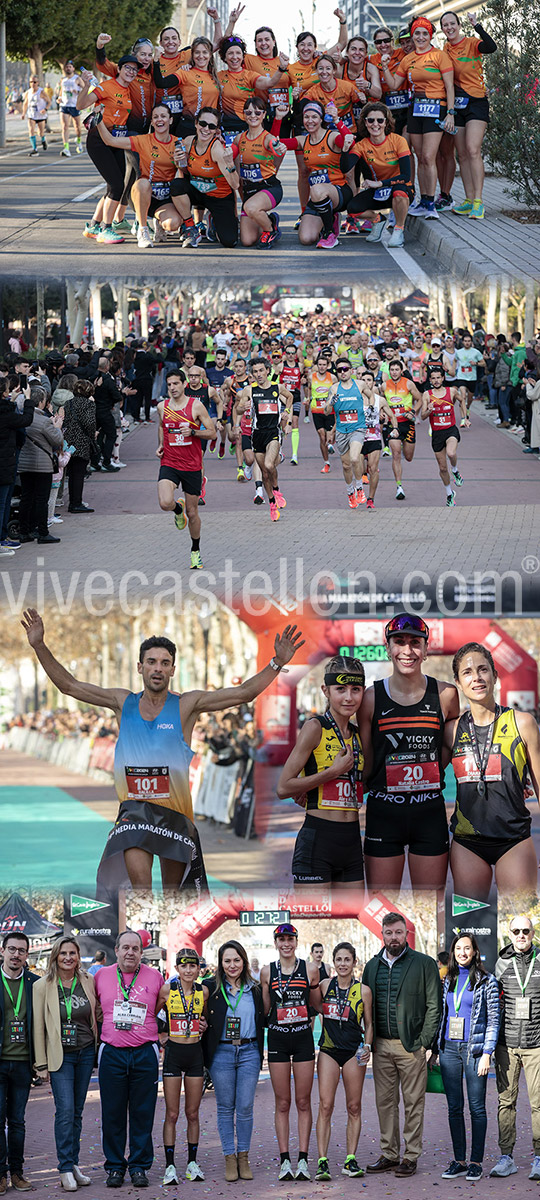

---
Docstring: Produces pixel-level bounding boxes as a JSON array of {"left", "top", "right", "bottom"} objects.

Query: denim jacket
[{"left": 437, "top": 971, "right": 500, "bottom": 1059}]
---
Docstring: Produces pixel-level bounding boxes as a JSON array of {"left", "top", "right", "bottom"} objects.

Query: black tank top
[
  {"left": 368, "top": 675, "right": 444, "bottom": 804},
  {"left": 267, "top": 958, "right": 311, "bottom": 1035},
  {"left": 319, "top": 976, "right": 364, "bottom": 1054},
  {"left": 251, "top": 382, "right": 281, "bottom": 432},
  {"left": 450, "top": 706, "right": 530, "bottom": 841}
]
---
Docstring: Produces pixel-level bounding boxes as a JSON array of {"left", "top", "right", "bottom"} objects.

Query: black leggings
[
  {"left": 86, "top": 126, "right": 126, "bottom": 202},
  {"left": 66, "top": 456, "right": 89, "bottom": 508},
  {"left": 19, "top": 471, "right": 52, "bottom": 538},
  {"left": 170, "top": 178, "right": 238, "bottom": 247}
]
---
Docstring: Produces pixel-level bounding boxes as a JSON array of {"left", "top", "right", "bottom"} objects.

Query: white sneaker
[
  {"left": 327, "top": 443, "right": 335, "bottom": 454},
  {"left": 162, "top": 1164, "right": 179, "bottom": 1185},
  {"left": 61, "top": 146, "right": 71, "bottom": 157},
  {"left": 72, "top": 1167, "right": 91, "bottom": 1186},
  {"left": 49, "top": 515, "right": 63, "bottom": 523},
  {"left": 530, "top": 1157, "right": 540, "bottom": 1180},
  {"left": 295, "top": 1159, "right": 310, "bottom": 1181},
  {"left": 131, "top": 219, "right": 139, "bottom": 237},
  {"left": 153, "top": 220, "right": 168, "bottom": 245},
  {"left": 137, "top": 226, "right": 153, "bottom": 249},
  {"left": 0, "top": 546, "right": 15, "bottom": 556},
  {"left": 60, "top": 1173, "right": 77, "bottom": 1191},
  {"left": 278, "top": 1159, "right": 294, "bottom": 1182},
  {"left": 490, "top": 1155, "right": 517, "bottom": 1177},
  {"left": 244, "top": 463, "right": 253, "bottom": 480},
  {"left": 185, "top": 1161, "right": 204, "bottom": 1181},
  {"left": 112, "top": 460, "right": 127, "bottom": 467}
]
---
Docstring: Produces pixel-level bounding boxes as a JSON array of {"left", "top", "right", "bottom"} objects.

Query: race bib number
[
  {"left": 125, "top": 766, "right": 170, "bottom": 800},
  {"left": 170, "top": 1016, "right": 200, "bottom": 1037},
  {"left": 223, "top": 130, "right": 237, "bottom": 146},
  {"left": 61, "top": 1022, "right": 78, "bottom": 1047},
  {"left": 259, "top": 401, "right": 278, "bottom": 414},
  {"left": 339, "top": 410, "right": 359, "bottom": 423},
  {"left": 311, "top": 400, "right": 326, "bottom": 412},
  {"left": 322, "top": 1001, "right": 350, "bottom": 1020},
  {"left": 113, "top": 1000, "right": 147, "bottom": 1030},
  {"left": 321, "top": 778, "right": 363, "bottom": 809},
  {"left": 385, "top": 90, "right": 409, "bottom": 109},
  {"left": 515, "top": 997, "right": 530, "bottom": 1019},
  {"left": 164, "top": 97, "right": 183, "bottom": 113},
  {"left": 112, "top": 126, "right": 128, "bottom": 137},
  {"left": 9, "top": 1020, "right": 26, "bottom": 1044},
  {"left": 240, "top": 164, "right": 262, "bottom": 181},
  {"left": 170, "top": 431, "right": 192, "bottom": 446},
  {"left": 268, "top": 87, "right": 288, "bottom": 107},
  {"left": 385, "top": 753, "right": 440, "bottom": 792},
  {"left": 413, "top": 98, "right": 440, "bottom": 119},
  {"left": 448, "top": 1016, "right": 464, "bottom": 1040},
  {"left": 309, "top": 169, "right": 329, "bottom": 185},
  {"left": 276, "top": 1004, "right": 308, "bottom": 1025},
  {"left": 190, "top": 176, "right": 217, "bottom": 193},
  {"left": 151, "top": 181, "right": 170, "bottom": 200},
  {"left": 225, "top": 1015, "right": 241, "bottom": 1041},
  {"left": 454, "top": 95, "right": 469, "bottom": 109},
  {"left": 373, "top": 186, "right": 392, "bottom": 202},
  {"left": 432, "top": 409, "right": 453, "bottom": 428},
  {"left": 452, "top": 748, "right": 502, "bottom": 783}
]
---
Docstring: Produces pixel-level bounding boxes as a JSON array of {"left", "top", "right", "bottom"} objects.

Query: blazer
[
  {"left": 32, "top": 971, "right": 98, "bottom": 1072},
  {"left": 0, "top": 967, "right": 39, "bottom": 1054},
  {"left": 362, "top": 946, "right": 442, "bottom": 1053}
]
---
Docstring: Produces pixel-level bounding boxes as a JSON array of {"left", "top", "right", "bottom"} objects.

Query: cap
[
  {"left": 431, "top": 337, "right": 442, "bottom": 345},
  {"left": 274, "top": 923, "right": 298, "bottom": 938},
  {"left": 385, "top": 613, "right": 429, "bottom": 640},
  {"left": 398, "top": 27, "right": 411, "bottom": 39},
  {"left": 118, "top": 54, "right": 140, "bottom": 68}
]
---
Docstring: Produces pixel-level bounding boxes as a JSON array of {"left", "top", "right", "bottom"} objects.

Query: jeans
[
  {"left": 98, "top": 1042, "right": 159, "bottom": 1173},
  {"left": 49, "top": 1043, "right": 95, "bottom": 1173},
  {"left": 0, "top": 1058, "right": 33, "bottom": 1176},
  {"left": 497, "top": 386, "right": 511, "bottom": 422},
  {"left": 209, "top": 1042, "right": 261, "bottom": 1155},
  {"left": 439, "top": 1042, "right": 488, "bottom": 1163}
]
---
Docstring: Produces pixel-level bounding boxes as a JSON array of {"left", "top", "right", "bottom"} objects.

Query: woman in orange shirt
[
  {"left": 98, "top": 103, "right": 185, "bottom": 248},
  {"left": 153, "top": 38, "right": 221, "bottom": 137},
  {"left": 304, "top": 55, "right": 362, "bottom": 129},
  {"left": 346, "top": 102, "right": 414, "bottom": 248},
  {"left": 152, "top": 13, "right": 224, "bottom": 126},
  {"left": 272, "top": 99, "right": 355, "bottom": 249},
  {"left": 77, "top": 57, "right": 138, "bottom": 244},
  {"left": 95, "top": 33, "right": 156, "bottom": 132},
  {"left": 380, "top": 17, "right": 455, "bottom": 218},
  {"left": 436, "top": 10, "right": 497, "bottom": 219},
  {"left": 339, "top": 37, "right": 381, "bottom": 124},
  {"left": 170, "top": 106, "right": 240, "bottom": 247},
  {"left": 369, "top": 28, "right": 409, "bottom": 135},
  {"left": 232, "top": 96, "right": 287, "bottom": 247},
  {"left": 218, "top": 36, "right": 291, "bottom": 139}
]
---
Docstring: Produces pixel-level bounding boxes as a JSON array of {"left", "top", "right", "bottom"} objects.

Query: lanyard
[
  {"left": 466, "top": 706, "right": 500, "bottom": 797},
  {"left": 117, "top": 965, "right": 140, "bottom": 1001},
  {"left": 2, "top": 973, "right": 24, "bottom": 1018},
  {"left": 221, "top": 983, "right": 245, "bottom": 1013},
  {"left": 452, "top": 975, "right": 470, "bottom": 1015},
  {"left": 325, "top": 710, "right": 360, "bottom": 794},
  {"left": 277, "top": 959, "right": 298, "bottom": 1003},
  {"left": 59, "top": 977, "right": 77, "bottom": 1022},
  {"left": 513, "top": 950, "right": 536, "bottom": 996},
  {"left": 176, "top": 981, "right": 195, "bottom": 1027},
  {"left": 334, "top": 981, "right": 352, "bottom": 1027}
]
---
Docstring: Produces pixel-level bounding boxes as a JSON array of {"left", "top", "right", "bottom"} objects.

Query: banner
[{"left": 64, "top": 888, "right": 118, "bottom": 967}]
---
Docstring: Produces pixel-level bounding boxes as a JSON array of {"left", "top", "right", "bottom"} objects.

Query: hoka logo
[{"left": 157, "top": 723, "right": 174, "bottom": 729}]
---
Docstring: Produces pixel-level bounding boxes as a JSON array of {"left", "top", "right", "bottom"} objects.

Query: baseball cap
[{"left": 385, "top": 613, "right": 429, "bottom": 640}]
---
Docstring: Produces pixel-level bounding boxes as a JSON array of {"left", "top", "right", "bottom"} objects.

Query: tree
[
  {"left": 483, "top": 0, "right": 540, "bottom": 207},
  {"left": 3, "top": 0, "right": 173, "bottom": 78}
]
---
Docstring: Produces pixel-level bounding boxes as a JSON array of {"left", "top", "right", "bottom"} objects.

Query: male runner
[
  {"left": 22, "top": 77, "right": 49, "bottom": 156},
  {"left": 235, "top": 359, "right": 293, "bottom": 522},
  {"left": 21, "top": 610, "right": 304, "bottom": 894},
  {"left": 56, "top": 62, "right": 84, "bottom": 156},
  {"left": 421, "top": 364, "right": 469, "bottom": 506},
  {"left": 324, "top": 357, "right": 367, "bottom": 508},
  {"left": 182, "top": 362, "right": 221, "bottom": 507},
  {"left": 382, "top": 360, "right": 423, "bottom": 500},
  {"left": 280, "top": 344, "right": 307, "bottom": 466},
  {"left": 156, "top": 369, "right": 216, "bottom": 570},
  {"left": 357, "top": 370, "right": 397, "bottom": 509},
  {"left": 455, "top": 331, "right": 485, "bottom": 419}
]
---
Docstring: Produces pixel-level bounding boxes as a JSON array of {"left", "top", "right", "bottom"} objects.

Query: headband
[
  {"left": 303, "top": 101, "right": 324, "bottom": 117},
  {"left": 324, "top": 670, "right": 365, "bottom": 686},
  {"left": 411, "top": 17, "right": 434, "bottom": 35}
]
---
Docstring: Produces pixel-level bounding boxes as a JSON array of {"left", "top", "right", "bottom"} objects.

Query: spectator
[
  {"left": 62, "top": 379, "right": 97, "bottom": 511},
  {"left": 0, "top": 379, "right": 34, "bottom": 554},
  {"left": 0, "top": 932, "right": 39, "bottom": 1193},
  {"left": 17, "top": 385, "right": 63, "bottom": 545}
]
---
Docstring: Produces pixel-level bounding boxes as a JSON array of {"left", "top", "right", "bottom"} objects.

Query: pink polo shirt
[{"left": 95, "top": 963, "right": 162, "bottom": 1048}]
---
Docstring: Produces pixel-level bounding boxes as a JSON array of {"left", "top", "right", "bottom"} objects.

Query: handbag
[{"left": 426, "top": 1062, "right": 445, "bottom": 1094}]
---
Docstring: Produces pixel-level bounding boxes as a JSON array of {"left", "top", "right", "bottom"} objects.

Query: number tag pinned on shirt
[
  {"left": 373, "top": 186, "right": 392, "bottom": 202},
  {"left": 151, "top": 181, "right": 171, "bottom": 200},
  {"left": 413, "top": 98, "right": 440, "bottom": 119},
  {"left": 309, "top": 169, "right": 329, "bottom": 185},
  {"left": 125, "top": 766, "right": 170, "bottom": 801},
  {"left": 276, "top": 1004, "right": 308, "bottom": 1024},
  {"left": 385, "top": 753, "right": 440, "bottom": 792},
  {"left": 113, "top": 999, "right": 147, "bottom": 1030}
]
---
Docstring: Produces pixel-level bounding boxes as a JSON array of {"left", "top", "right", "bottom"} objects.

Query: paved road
[
  {"left": 0, "top": 116, "right": 439, "bottom": 284},
  {"left": 1, "top": 403, "right": 539, "bottom": 614}
]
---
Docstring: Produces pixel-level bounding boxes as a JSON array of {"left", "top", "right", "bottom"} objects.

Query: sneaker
[
  {"left": 0, "top": 546, "right": 15, "bottom": 556},
  {"left": 278, "top": 1160, "right": 294, "bottom": 1182},
  {"left": 356, "top": 487, "right": 366, "bottom": 504},
  {"left": 342, "top": 216, "right": 359, "bottom": 235},
  {"left": 362, "top": 474, "right": 368, "bottom": 485},
  {"left": 96, "top": 226, "right": 124, "bottom": 244},
  {"left": 294, "top": 215, "right": 302, "bottom": 229},
  {"left": 408, "top": 199, "right": 427, "bottom": 217},
  {"left": 136, "top": 226, "right": 152, "bottom": 249},
  {"left": 131, "top": 219, "right": 139, "bottom": 237},
  {"left": 200, "top": 476, "right": 207, "bottom": 502},
  {"left": 452, "top": 199, "right": 473, "bottom": 215},
  {"left": 112, "top": 460, "right": 127, "bottom": 467},
  {"left": 315, "top": 1159, "right": 331, "bottom": 1182},
  {"left": 348, "top": 491, "right": 358, "bottom": 509},
  {"left": 490, "top": 1156, "right": 517, "bottom": 1177},
  {"left": 153, "top": 220, "right": 168, "bottom": 244},
  {"left": 386, "top": 210, "right": 396, "bottom": 228},
  {"left": 366, "top": 219, "right": 386, "bottom": 242},
  {"left": 196, "top": 221, "right": 209, "bottom": 242},
  {"left": 206, "top": 216, "right": 218, "bottom": 243},
  {"left": 452, "top": 467, "right": 464, "bottom": 486},
  {"left": 290, "top": 455, "right": 298, "bottom": 465},
  {"left": 162, "top": 1165, "right": 178, "bottom": 1185},
  {"left": 174, "top": 501, "right": 187, "bottom": 531},
  {"left": 295, "top": 1160, "right": 310, "bottom": 1182},
  {"left": 466, "top": 1164, "right": 483, "bottom": 1182},
  {"left": 317, "top": 231, "right": 339, "bottom": 249},
  {"left": 209, "top": 439, "right": 217, "bottom": 453},
  {"left": 190, "top": 550, "right": 203, "bottom": 569},
  {"left": 1, "top": 538, "right": 20, "bottom": 548},
  {"left": 321, "top": 463, "right": 330, "bottom": 473},
  {"left": 460, "top": 417, "right": 466, "bottom": 427},
  {"left": 388, "top": 227, "right": 405, "bottom": 247},
  {"left": 237, "top": 468, "right": 246, "bottom": 481},
  {"left": 327, "top": 442, "right": 335, "bottom": 454},
  {"left": 382, "top": 445, "right": 391, "bottom": 456},
  {"left": 41, "top": 138, "right": 47, "bottom": 150},
  {"left": 184, "top": 226, "right": 202, "bottom": 248},
  {"left": 75, "top": 142, "right": 83, "bottom": 154},
  {"left": 424, "top": 202, "right": 440, "bottom": 220},
  {"left": 469, "top": 201, "right": 485, "bottom": 220},
  {"left": 29, "top": 147, "right": 39, "bottom": 156},
  {"left": 112, "top": 218, "right": 133, "bottom": 234},
  {"left": 61, "top": 146, "right": 71, "bottom": 157},
  {"left": 396, "top": 484, "right": 405, "bottom": 500},
  {"left": 244, "top": 463, "right": 253, "bottom": 480},
  {"left": 366, "top": 497, "right": 375, "bottom": 510},
  {"left": 342, "top": 1157, "right": 363, "bottom": 1178},
  {"left": 435, "top": 193, "right": 453, "bottom": 210},
  {"left": 49, "top": 515, "right": 63, "bottom": 524},
  {"left": 446, "top": 489, "right": 456, "bottom": 506},
  {"left": 218, "top": 443, "right": 225, "bottom": 458},
  {"left": 529, "top": 1157, "right": 540, "bottom": 1180},
  {"left": 259, "top": 227, "right": 281, "bottom": 247},
  {"left": 274, "top": 488, "right": 286, "bottom": 509},
  {"left": 185, "top": 1162, "right": 204, "bottom": 1181},
  {"left": 304, "top": 415, "right": 310, "bottom": 423},
  {"left": 253, "top": 491, "right": 264, "bottom": 505},
  {"left": 229, "top": 443, "right": 236, "bottom": 455},
  {"left": 102, "top": 462, "right": 121, "bottom": 472},
  {"left": 83, "top": 221, "right": 101, "bottom": 239},
  {"left": 269, "top": 500, "right": 280, "bottom": 522},
  {"left": 442, "top": 1162, "right": 468, "bottom": 1178}
]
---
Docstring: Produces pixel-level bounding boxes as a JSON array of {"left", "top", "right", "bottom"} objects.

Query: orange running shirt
[
  {"left": 394, "top": 48, "right": 453, "bottom": 99},
  {"left": 128, "top": 132, "right": 178, "bottom": 181},
  {"left": 444, "top": 37, "right": 486, "bottom": 97},
  {"left": 354, "top": 132, "right": 411, "bottom": 180},
  {"left": 187, "top": 134, "right": 232, "bottom": 196},
  {"left": 302, "top": 128, "right": 347, "bottom": 186},
  {"left": 218, "top": 68, "right": 261, "bottom": 117},
  {"left": 92, "top": 78, "right": 131, "bottom": 127}
]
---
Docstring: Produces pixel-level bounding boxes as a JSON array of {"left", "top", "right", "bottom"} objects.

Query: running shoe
[
  {"left": 490, "top": 1156, "right": 517, "bottom": 1177},
  {"left": 75, "top": 142, "right": 83, "bottom": 154},
  {"left": 315, "top": 1159, "right": 331, "bottom": 1182},
  {"left": 278, "top": 1160, "right": 294, "bottom": 1182},
  {"left": 96, "top": 226, "right": 124, "bottom": 244},
  {"left": 408, "top": 199, "right": 428, "bottom": 217},
  {"left": 395, "top": 484, "right": 405, "bottom": 500},
  {"left": 218, "top": 443, "right": 225, "bottom": 458},
  {"left": 469, "top": 200, "right": 485, "bottom": 220},
  {"left": 153, "top": 220, "right": 168, "bottom": 244},
  {"left": 41, "top": 138, "right": 47, "bottom": 149},
  {"left": 237, "top": 468, "right": 246, "bottom": 481},
  {"left": 327, "top": 443, "right": 335, "bottom": 454},
  {"left": 304, "top": 415, "right": 310, "bottom": 423},
  {"left": 174, "top": 501, "right": 187, "bottom": 531},
  {"left": 290, "top": 455, "right": 298, "bottom": 465},
  {"left": 253, "top": 491, "right": 264, "bottom": 504},
  {"left": 61, "top": 146, "right": 71, "bottom": 157},
  {"left": 362, "top": 473, "right": 368, "bottom": 485},
  {"left": 209, "top": 439, "right": 217, "bottom": 453},
  {"left": 366, "top": 219, "right": 386, "bottom": 242},
  {"left": 386, "top": 210, "right": 396, "bottom": 227},
  {"left": 382, "top": 446, "right": 391, "bottom": 456},
  {"left": 423, "top": 202, "right": 440, "bottom": 220},
  {"left": 388, "top": 227, "right": 405, "bottom": 247},
  {"left": 28, "top": 147, "right": 39, "bottom": 156},
  {"left": 185, "top": 1162, "right": 204, "bottom": 1181},
  {"left": 137, "top": 227, "right": 153, "bottom": 249},
  {"left": 206, "top": 215, "right": 218, "bottom": 243},
  {"left": 434, "top": 193, "right": 453, "bottom": 210},
  {"left": 196, "top": 221, "right": 209, "bottom": 242},
  {"left": 274, "top": 488, "right": 286, "bottom": 508},
  {"left": 190, "top": 550, "right": 203, "bottom": 569},
  {"left": 452, "top": 199, "right": 473, "bottom": 215},
  {"left": 162, "top": 1166, "right": 178, "bottom": 1185},
  {"left": 446, "top": 489, "right": 456, "bottom": 507},
  {"left": 316, "top": 231, "right": 339, "bottom": 249},
  {"left": 466, "top": 1164, "right": 483, "bottom": 1182},
  {"left": 113, "top": 218, "right": 133, "bottom": 234},
  {"left": 83, "top": 221, "right": 101, "bottom": 239},
  {"left": 348, "top": 492, "right": 358, "bottom": 509},
  {"left": 342, "top": 1157, "right": 363, "bottom": 1177},
  {"left": 341, "top": 216, "right": 359, "bottom": 235},
  {"left": 269, "top": 500, "right": 280, "bottom": 521},
  {"left": 356, "top": 487, "right": 366, "bottom": 504},
  {"left": 131, "top": 219, "right": 139, "bottom": 236},
  {"left": 244, "top": 463, "right": 253, "bottom": 480},
  {"left": 441, "top": 1162, "right": 468, "bottom": 1178},
  {"left": 366, "top": 497, "right": 375, "bottom": 510},
  {"left": 259, "top": 227, "right": 281, "bottom": 247},
  {"left": 530, "top": 1156, "right": 540, "bottom": 1180},
  {"left": 184, "top": 226, "right": 202, "bottom": 247},
  {"left": 452, "top": 467, "right": 464, "bottom": 486},
  {"left": 460, "top": 417, "right": 466, "bottom": 427},
  {"left": 295, "top": 1160, "right": 310, "bottom": 1182},
  {"left": 200, "top": 476, "right": 207, "bottom": 502},
  {"left": 321, "top": 463, "right": 330, "bottom": 473},
  {"left": 293, "top": 214, "right": 303, "bottom": 230},
  {"left": 229, "top": 443, "right": 235, "bottom": 455}
]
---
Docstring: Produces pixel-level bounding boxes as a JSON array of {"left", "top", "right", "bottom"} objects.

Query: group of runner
[{"left": 25, "top": 6, "right": 497, "bottom": 248}]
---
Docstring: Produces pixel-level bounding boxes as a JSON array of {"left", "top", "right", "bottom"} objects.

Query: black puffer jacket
[
  {"left": 0, "top": 393, "right": 34, "bottom": 485},
  {"left": 495, "top": 942, "right": 540, "bottom": 1048}
]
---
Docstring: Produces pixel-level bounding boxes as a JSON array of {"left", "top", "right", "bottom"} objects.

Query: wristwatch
[{"left": 269, "top": 657, "right": 282, "bottom": 671}]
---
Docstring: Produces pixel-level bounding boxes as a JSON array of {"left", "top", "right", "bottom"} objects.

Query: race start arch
[
  {"left": 166, "top": 892, "right": 415, "bottom": 974},
  {"left": 237, "top": 612, "right": 538, "bottom": 767}
]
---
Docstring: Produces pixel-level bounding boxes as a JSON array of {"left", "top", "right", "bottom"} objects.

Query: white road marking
[
  {"left": 72, "top": 184, "right": 103, "bottom": 202},
  {"left": 385, "top": 244, "right": 431, "bottom": 290}
]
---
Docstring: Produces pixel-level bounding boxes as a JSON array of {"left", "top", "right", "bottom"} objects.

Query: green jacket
[
  {"left": 362, "top": 946, "right": 442, "bottom": 1053},
  {"left": 510, "top": 345, "right": 526, "bottom": 385}
]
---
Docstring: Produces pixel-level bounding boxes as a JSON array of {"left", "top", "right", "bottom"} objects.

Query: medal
[{"left": 466, "top": 706, "right": 499, "bottom": 799}]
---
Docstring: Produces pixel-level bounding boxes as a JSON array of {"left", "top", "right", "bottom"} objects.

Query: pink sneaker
[
  {"left": 356, "top": 488, "right": 366, "bottom": 505},
  {"left": 317, "top": 231, "right": 339, "bottom": 249},
  {"left": 269, "top": 500, "right": 280, "bottom": 522},
  {"left": 273, "top": 488, "right": 287, "bottom": 509}
]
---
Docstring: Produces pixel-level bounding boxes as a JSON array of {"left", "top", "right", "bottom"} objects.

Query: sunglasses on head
[{"left": 385, "top": 613, "right": 429, "bottom": 639}]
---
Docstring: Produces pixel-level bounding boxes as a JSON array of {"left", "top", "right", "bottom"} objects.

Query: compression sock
[
  {"left": 187, "top": 1143, "right": 198, "bottom": 1163},
  {"left": 291, "top": 428, "right": 299, "bottom": 457},
  {"left": 164, "top": 1147, "right": 175, "bottom": 1167},
  {"left": 310, "top": 196, "right": 334, "bottom": 234},
  {"left": 30, "top": 135, "right": 37, "bottom": 150},
  {"left": 191, "top": 538, "right": 200, "bottom": 551}
]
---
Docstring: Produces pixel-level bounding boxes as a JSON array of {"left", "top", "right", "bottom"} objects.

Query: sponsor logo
[
  {"left": 157, "top": 723, "right": 174, "bottom": 729},
  {"left": 452, "top": 895, "right": 490, "bottom": 916},
  {"left": 70, "top": 895, "right": 110, "bottom": 917}
]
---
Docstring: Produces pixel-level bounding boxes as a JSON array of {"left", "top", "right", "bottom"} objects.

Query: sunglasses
[
  {"left": 510, "top": 928, "right": 532, "bottom": 936},
  {"left": 375, "top": 37, "right": 392, "bottom": 44},
  {"left": 198, "top": 119, "right": 218, "bottom": 129},
  {"left": 366, "top": 117, "right": 385, "bottom": 124},
  {"left": 274, "top": 924, "right": 298, "bottom": 937},
  {"left": 336, "top": 365, "right": 350, "bottom": 372},
  {"left": 385, "top": 614, "right": 429, "bottom": 639}
]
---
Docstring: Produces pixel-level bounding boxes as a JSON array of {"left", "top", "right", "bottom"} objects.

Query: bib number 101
[{"left": 125, "top": 766, "right": 170, "bottom": 800}]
